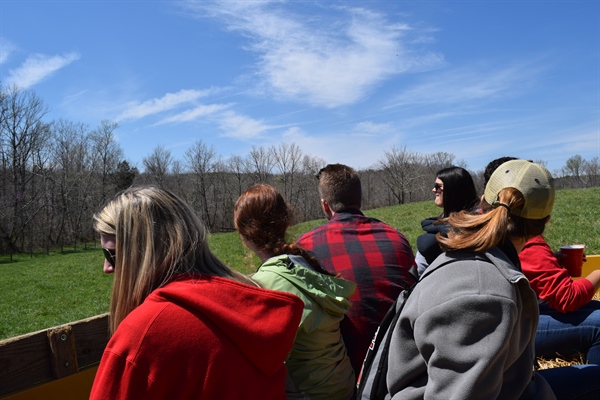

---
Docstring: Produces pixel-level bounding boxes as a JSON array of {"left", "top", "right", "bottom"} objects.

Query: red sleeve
[{"left": 519, "top": 236, "right": 594, "bottom": 313}]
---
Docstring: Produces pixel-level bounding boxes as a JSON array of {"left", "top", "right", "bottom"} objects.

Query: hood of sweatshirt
[
  {"left": 258, "top": 254, "right": 356, "bottom": 318},
  {"left": 154, "top": 274, "right": 303, "bottom": 376}
]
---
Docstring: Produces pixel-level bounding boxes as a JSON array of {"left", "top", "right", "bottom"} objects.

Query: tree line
[{"left": 1, "top": 85, "right": 598, "bottom": 255}]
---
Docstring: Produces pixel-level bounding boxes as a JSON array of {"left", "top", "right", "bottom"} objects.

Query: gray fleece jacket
[{"left": 386, "top": 246, "right": 555, "bottom": 400}]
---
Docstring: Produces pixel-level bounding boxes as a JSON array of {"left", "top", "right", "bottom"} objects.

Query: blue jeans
[
  {"left": 539, "top": 365, "right": 600, "bottom": 400},
  {"left": 536, "top": 300, "right": 600, "bottom": 364}
]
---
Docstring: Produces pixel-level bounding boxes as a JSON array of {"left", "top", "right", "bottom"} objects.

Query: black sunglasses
[
  {"left": 102, "top": 248, "right": 116, "bottom": 268},
  {"left": 433, "top": 183, "right": 443, "bottom": 191}
]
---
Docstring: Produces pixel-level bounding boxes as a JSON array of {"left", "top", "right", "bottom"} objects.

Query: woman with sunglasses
[
  {"left": 91, "top": 185, "right": 304, "bottom": 399},
  {"left": 415, "top": 166, "right": 479, "bottom": 276}
]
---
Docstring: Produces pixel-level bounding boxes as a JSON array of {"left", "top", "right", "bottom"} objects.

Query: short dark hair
[
  {"left": 316, "top": 164, "right": 361, "bottom": 212},
  {"left": 436, "top": 166, "right": 479, "bottom": 217},
  {"left": 483, "top": 156, "right": 518, "bottom": 187}
]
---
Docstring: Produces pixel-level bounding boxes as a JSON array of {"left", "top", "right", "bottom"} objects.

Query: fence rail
[{"left": 0, "top": 313, "right": 109, "bottom": 398}]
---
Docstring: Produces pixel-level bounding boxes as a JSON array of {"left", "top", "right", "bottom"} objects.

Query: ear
[{"left": 321, "top": 199, "right": 334, "bottom": 220}]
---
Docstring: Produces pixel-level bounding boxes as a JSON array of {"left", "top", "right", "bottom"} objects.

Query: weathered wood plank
[
  {"left": 0, "top": 313, "right": 109, "bottom": 397},
  {"left": 47, "top": 326, "right": 79, "bottom": 378}
]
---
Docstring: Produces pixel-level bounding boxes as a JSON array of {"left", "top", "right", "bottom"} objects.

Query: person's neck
[
  {"left": 509, "top": 236, "right": 529, "bottom": 254},
  {"left": 241, "top": 236, "right": 273, "bottom": 261}
]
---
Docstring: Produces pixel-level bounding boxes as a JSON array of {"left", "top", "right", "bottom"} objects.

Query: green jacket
[{"left": 254, "top": 254, "right": 357, "bottom": 400}]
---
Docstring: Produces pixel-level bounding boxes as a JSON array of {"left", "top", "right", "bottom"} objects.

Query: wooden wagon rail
[{"left": 0, "top": 313, "right": 109, "bottom": 399}]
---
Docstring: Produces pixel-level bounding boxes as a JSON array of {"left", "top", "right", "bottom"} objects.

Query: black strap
[{"left": 362, "top": 255, "right": 481, "bottom": 399}]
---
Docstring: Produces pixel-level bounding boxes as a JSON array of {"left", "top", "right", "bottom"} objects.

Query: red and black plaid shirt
[{"left": 297, "top": 209, "right": 417, "bottom": 375}]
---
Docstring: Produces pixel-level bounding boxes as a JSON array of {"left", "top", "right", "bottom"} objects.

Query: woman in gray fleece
[{"left": 386, "top": 159, "right": 600, "bottom": 399}]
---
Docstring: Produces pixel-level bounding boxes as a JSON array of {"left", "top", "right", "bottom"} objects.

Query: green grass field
[{"left": 1, "top": 187, "right": 599, "bottom": 340}]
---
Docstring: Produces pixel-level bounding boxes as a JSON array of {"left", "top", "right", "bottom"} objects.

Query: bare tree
[
  {"left": 185, "top": 140, "right": 218, "bottom": 229},
  {"left": 584, "top": 157, "right": 599, "bottom": 187},
  {"left": 210, "top": 158, "right": 238, "bottom": 231},
  {"left": 170, "top": 160, "right": 187, "bottom": 197},
  {"left": 0, "top": 86, "right": 51, "bottom": 253},
  {"left": 424, "top": 151, "right": 455, "bottom": 175},
  {"left": 271, "top": 142, "right": 303, "bottom": 203},
  {"left": 143, "top": 145, "right": 172, "bottom": 187},
  {"left": 293, "top": 154, "right": 326, "bottom": 222},
  {"left": 89, "top": 120, "right": 123, "bottom": 203},
  {"left": 227, "top": 154, "right": 249, "bottom": 197},
  {"left": 378, "top": 146, "right": 425, "bottom": 205},
  {"left": 50, "top": 119, "right": 97, "bottom": 248},
  {"left": 246, "top": 145, "right": 274, "bottom": 184},
  {"left": 563, "top": 155, "right": 586, "bottom": 188}
]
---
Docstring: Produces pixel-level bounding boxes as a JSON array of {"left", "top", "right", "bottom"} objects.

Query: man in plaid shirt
[{"left": 297, "top": 163, "right": 417, "bottom": 376}]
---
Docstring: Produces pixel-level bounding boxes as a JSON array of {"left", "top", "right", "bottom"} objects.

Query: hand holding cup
[{"left": 557, "top": 244, "right": 586, "bottom": 277}]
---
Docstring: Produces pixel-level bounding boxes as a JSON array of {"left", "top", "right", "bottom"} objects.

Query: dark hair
[
  {"left": 436, "top": 166, "right": 479, "bottom": 217},
  {"left": 483, "top": 156, "right": 518, "bottom": 187},
  {"left": 316, "top": 163, "right": 361, "bottom": 212},
  {"left": 234, "top": 183, "right": 332, "bottom": 275}
]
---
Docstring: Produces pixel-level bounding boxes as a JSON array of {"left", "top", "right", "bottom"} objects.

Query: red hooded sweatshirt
[{"left": 90, "top": 274, "right": 303, "bottom": 399}]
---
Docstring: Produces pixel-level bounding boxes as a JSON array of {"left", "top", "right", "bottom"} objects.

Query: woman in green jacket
[{"left": 234, "top": 183, "right": 357, "bottom": 400}]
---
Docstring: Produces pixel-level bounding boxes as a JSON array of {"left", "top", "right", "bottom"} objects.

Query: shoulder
[
  {"left": 297, "top": 220, "right": 333, "bottom": 240},
  {"left": 522, "top": 235, "right": 553, "bottom": 254},
  {"left": 419, "top": 252, "right": 520, "bottom": 303},
  {"left": 420, "top": 217, "right": 439, "bottom": 229},
  {"left": 106, "top": 299, "right": 203, "bottom": 362},
  {"left": 254, "top": 256, "right": 292, "bottom": 281},
  {"left": 254, "top": 256, "right": 305, "bottom": 292},
  {"left": 520, "top": 236, "right": 557, "bottom": 268}
]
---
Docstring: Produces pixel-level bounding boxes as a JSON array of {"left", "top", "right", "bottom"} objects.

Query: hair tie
[{"left": 494, "top": 202, "right": 511, "bottom": 211}]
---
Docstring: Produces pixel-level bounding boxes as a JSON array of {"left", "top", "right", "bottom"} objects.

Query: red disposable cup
[{"left": 560, "top": 244, "right": 586, "bottom": 277}]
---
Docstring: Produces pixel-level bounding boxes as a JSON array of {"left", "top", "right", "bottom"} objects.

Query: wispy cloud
[
  {"left": 116, "top": 88, "right": 222, "bottom": 122},
  {"left": 152, "top": 103, "right": 232, "bottom": 126},
  {"left": 386, "top": 62, "right": 541, "bottom": 109},
  {"left": 217, "top": 110, "right": 274, "bottom": 139},
  {"left": 0, "top": 38, "right": 16, "bottom": 64},
  {"left": 5, "top": 52, "right": 80, "bottom": 89},
  {"left": 351, "top": 121, "right": 394, "bottom": 137},
  {"left": 181, "top": 0, "right": 445, "bottom": 108}
]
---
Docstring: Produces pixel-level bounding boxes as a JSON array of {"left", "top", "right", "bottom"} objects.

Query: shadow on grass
[{"left": 0, "top": 244, "right": 100, "bottom": 264}]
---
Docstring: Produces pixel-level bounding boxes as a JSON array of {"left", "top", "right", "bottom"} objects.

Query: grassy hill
[{"left": 1, "top": 187, "right": 598, "bottom": 340}]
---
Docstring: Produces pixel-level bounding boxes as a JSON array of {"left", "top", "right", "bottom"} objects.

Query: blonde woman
[
  {"left": 234, "top": 183, "right": 356, "bottom": 400},
  {"left": 90, "top": 186, "right": 303, "bottom": 400}
]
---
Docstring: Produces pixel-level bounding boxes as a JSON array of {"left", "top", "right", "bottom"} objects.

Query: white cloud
[
  {"left": 351, "top": 121, "right": 394, "bottom": 137},
  {"left": 387, "top": 63, "right": 541, "bottom": 109},
  {"left": 181, "top": 1, "right": 445, "bottom": 108},
  {"left": 116, "top": 88, "right": 221, "bottom": 121},
  {"left": 153, "top": 103, "right": 232, "bottom": 126},
  {"left": 0, "top": 38, "right": 16, "bottom": 64},
  {"left": 5, "top": 52, "right": 80, "bottom": 89},
  {"left": 217, "top": 110, "right": 273, "bottom": 139}
]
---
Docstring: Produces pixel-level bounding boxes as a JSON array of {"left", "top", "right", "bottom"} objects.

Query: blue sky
[{"left": 1, "top": 0, "right": 598, "bottom": 174}]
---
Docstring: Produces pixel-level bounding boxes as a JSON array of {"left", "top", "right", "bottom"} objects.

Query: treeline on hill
[{"left": 1, "top": 85, "right": 599, "bottom": 256}]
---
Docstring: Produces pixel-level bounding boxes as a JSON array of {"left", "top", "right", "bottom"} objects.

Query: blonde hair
[
  {"left": 438, "top": 187, "right": 547, "bottom": 252},
  {"left": 94, "top": 186, "right": 254, "bottom": 334}
]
